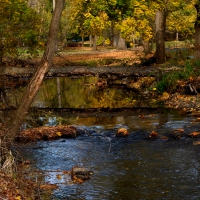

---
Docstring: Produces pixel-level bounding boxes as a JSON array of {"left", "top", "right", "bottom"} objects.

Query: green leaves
[{"left": 0, "top": 0, "right": 42, "bottom": 60}]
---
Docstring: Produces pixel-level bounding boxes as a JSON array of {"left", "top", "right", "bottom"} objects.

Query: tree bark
[
  {"left": 89, "top": 35, "right": 93, "bottom": 47},
  {"left": 194, "top": 2, "right": 200, "bottom": 60},
  {"left": 5, "top": 0, "right": 65, "bottom": 145},
  {"left": 142, "top": 40, "right": 150, "bottom": 54},
  {"left": 92, "top": 35, "right": 98, "bottom": 51},
  {"left": 155, "top": 9, "right": 166, "bottom": 64}
]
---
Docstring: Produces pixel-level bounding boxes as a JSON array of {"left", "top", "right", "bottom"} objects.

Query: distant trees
[
  {"left": 0, "top": 0, "right": 198, "bottom": 63},
  {"left": 0, "top": 0, "right": 42, "bottom": 64},
  {"left": 194, "top": 1, "right": 200, "bottom": 60},
  {"left": 64, "top": 0, "right": 196, "bottom": 62}
]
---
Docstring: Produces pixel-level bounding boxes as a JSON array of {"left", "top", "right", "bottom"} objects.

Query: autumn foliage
[{"left": 18, "top": 125, "right": 78, "bottom": 142}]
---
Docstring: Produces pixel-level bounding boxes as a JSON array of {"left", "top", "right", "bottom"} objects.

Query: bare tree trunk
[
  {"left": 89, "top": 35, "right": 93, "bottom": 47},
  {"left": 110, "top": 21, "right": 115, "bottom": 47},
  {"left": 155, "top": 9, "right": 166, "bottom": 64},
  {"left": 81, "top": 35, "right": 84, "bottom": 47},
  {"left": 142, "top": 40, "right": 150, "bottom": 54},
  {"left": 194, "top": 3, "right": 200, "bottom": 60},
  {"left": 5, "top": 0, "right": 65, "bottom": 145},
  {"left": 176, "top": 31, "right": 179, "bottom": 41},
  {"left": 92, "top": 35, "right": 98, "bottom": 51},
  {"left": 53, "top": 0, "right": 56, "bottom": 11},
  {"left": 117, "top": 37, "right": 127, "bottom": 50},
  {"left": 0, "top": 28, "right": 4, "bottom": 65}
]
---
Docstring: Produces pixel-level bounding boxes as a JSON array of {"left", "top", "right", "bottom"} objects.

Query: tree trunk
[
  {"left": 110, "top": 21, "right": 115, "bottom": 47},
  {"left": 89, "top": 35, "right": 93, "bottom": 47},
  {"left": 92, "top": 35, "right": 98, "bottom": 51},
  {"left": 155, "top": 9, "right": 166, "bottom": 64},
  {"left": 194, "top": 3, "right": 200, "bottom": 60},
  {"left": 142, "top": 40, "right": 150, "bottom": 54},
  {"left": 0, "top": 30, "right": 4, "bottom": 65},
  {"left": 5, "top": 0, "right": 65, "bottom": 145},
  {"left": 117, "top": 37, "right": 127, "bottom": 50},
  {"left": 176, "top": 31, "right": 179, "bottom": 41},
  {"left": 53, "top": 0, "right": 56, "bottom": 11},
  {"left": 81, "top": 35, "right": 84, "bottom": 47}
]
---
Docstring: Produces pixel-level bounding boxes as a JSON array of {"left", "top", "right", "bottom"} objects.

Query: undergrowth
[{"left": 156, "top": 61, "right": 196, "bottom": 94}]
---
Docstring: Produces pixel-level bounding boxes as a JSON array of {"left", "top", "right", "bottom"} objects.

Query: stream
[{"left": 17, "top": 77, "right": 200, "bottom": 200}]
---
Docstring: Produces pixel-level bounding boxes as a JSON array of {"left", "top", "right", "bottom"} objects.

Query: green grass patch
[{"left": 155, "top": 61, "right": 195, "bottom": 94}]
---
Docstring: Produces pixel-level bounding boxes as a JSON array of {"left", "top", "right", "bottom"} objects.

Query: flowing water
[
  {"left": 22, "top": 111, "right": 200, "bottom": 200},
  {"left": 18, "top": 77, "right": 200, "bottom": 200}
]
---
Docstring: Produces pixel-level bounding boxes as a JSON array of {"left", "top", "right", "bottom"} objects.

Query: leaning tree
[{"left": 2, "top": 0, "right": 65, "bottom": 154}]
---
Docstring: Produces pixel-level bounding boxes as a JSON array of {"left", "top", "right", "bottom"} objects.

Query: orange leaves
[
  {"left": 40, "top": 184, "right": 58, "bottom": 191},
  {"left": 116, "top": 128, "right": 129, "bottom": 137},
  {"left": 138, "top": 114, "right": 144, "bottom": 119},
  {"left": 19, "top": 125, "right": 77, "bottom": 142},
  {"left": 71, "top": 175, "right": 84, "bottom": 184},
  {"left": 173, "top": 128, "right": 184, "bottom": 133},
  {"left": 148, "top": 131, "right": 159, "bottom": 138},
  {"left": 0, "top": 171, "right": 35, "bottom": 200},
  {"left": 188, "top": 132, "right": 200, "bottom": 138}
]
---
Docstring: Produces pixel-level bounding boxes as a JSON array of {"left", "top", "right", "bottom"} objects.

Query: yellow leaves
[
  {"left": 15, "top": 195, "right": 22, "bottom": 200},
  {"left": 84, "top": 12, "right": 92, "bottom": 18},
  {"left": 56, "top": 132, "right": 62, "bottom": 136},
  {"left": 171, "top": 1, "right": 180, "bottom": 8},
  {"left": 56, "top": 174, "right": 62, "bottom": 180},
  {"left": 161, "top": 92, "right": 170, "bottom": 100}
]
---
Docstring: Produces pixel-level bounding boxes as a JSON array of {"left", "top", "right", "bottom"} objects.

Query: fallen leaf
[
  {"left": 173, "top": 128, "right": 184, "bottom": 133},
  {"left": 56, "top": 174, "right": 62, "bottom": 180},
  {"left": 138, "top": 114, "right": 144, "bottom": 119},
  {"left": 149, "top": 131, "right": 159, "bottom": 138},
  {"left": 188, "top": 132, "right": 200, "bottom": 138},
  {"left": 56, "top": 132, "right": 62, "bottom": 136},
  {"left": 40, "top": 184, "right": 58, "bottom": 190},
  {"left": 15, "top": 195, "right": 22, "bottom": 200}
]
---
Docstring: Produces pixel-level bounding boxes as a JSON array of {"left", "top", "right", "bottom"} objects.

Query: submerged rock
[
  {"left": 71, "top": 167, "right": 93, "bottom": 183},
  {"left": 188, "top": 131, "right": 200, "bottom": 138},
  {"left": 147, "top": 131, "right": 159, "bottom": 139},
  {"left": 116, "top": 128, "right": 129, "bottom": 137},
  {"left": 169, "top": 129, "right": 185, "bottom": 140}
]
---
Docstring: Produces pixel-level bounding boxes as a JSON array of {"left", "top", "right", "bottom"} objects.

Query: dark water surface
[{"left": 23, "top": 111, "right": 200, "bottom": 200}]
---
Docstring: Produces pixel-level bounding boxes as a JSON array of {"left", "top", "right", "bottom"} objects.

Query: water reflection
[{"left": 32, "top": 76, "right": 157, "bottom": 108}]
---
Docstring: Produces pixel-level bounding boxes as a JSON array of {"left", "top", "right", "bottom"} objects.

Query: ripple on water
[{"left": 21, "top": 114, "right": 200, "bottom": 199}]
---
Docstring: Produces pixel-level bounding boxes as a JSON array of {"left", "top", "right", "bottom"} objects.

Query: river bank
[
  {"left": 1, "top": 48, "right": 200, "bottom": 199},
  {"left": 1, "top": 47, "right": 200, "bottom": 114}
]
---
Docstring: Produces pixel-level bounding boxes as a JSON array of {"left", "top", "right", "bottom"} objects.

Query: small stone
[
  {"left": 116, "top": 128, "right": 129, "bottom": 137},
  {"left": 188, "top": 132, "right": 200, "bottom": 138},
  {"left": 71, "top": 167, "right": 93, "bottom": 182}
]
